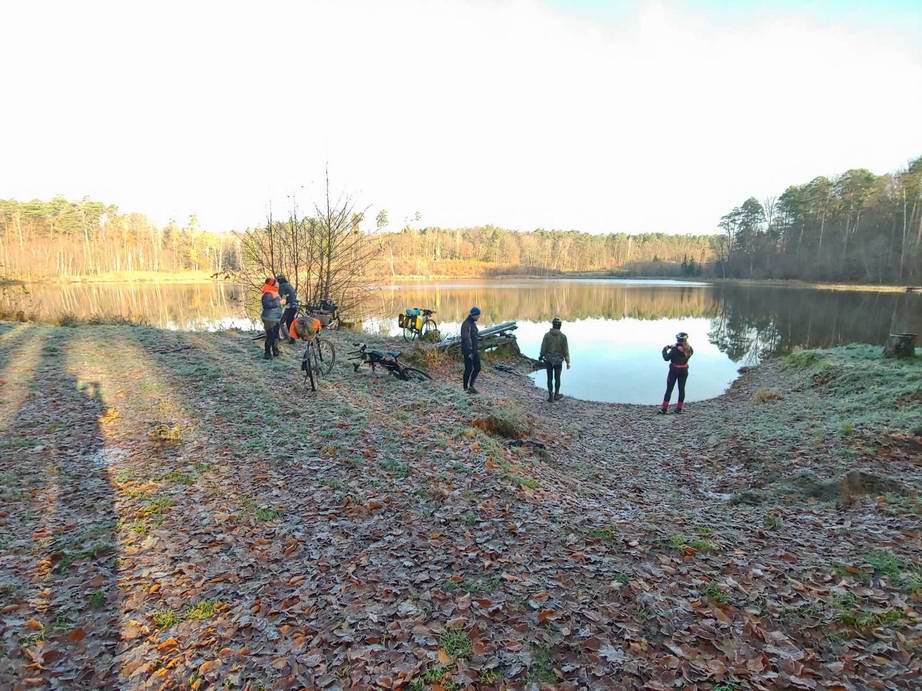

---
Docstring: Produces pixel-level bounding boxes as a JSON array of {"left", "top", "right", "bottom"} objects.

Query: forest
[
  {"left": 1, "top": 154, "right": 919, "bottom": 284},
  {"left": 718, "top": 155, "right": 922, "bottom": 283},
  {"left": 367, "top": 226, "right": 712, "bottom": 277},
  {"left": 0, "top": 198, "right": 238, "bottom": 281}
]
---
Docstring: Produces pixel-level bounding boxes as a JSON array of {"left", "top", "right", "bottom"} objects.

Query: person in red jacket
[{"left": 659, "top": 332, "right": 693, "bottom": 414}]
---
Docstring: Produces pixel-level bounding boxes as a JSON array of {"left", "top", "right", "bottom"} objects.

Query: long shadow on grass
[
  {"left": 0, "top": 322, "right": 35, "bottom": 370},
  {"left": 130, "top": 327, "right": 350, "bottom": 459},
  {"left": 0, "top": 330, "right": 123, "bottom": 687}
]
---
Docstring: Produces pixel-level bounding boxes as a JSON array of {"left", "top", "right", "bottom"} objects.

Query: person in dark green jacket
[{"left": 539, "top": 317, "right": 570, "bottom": 402}]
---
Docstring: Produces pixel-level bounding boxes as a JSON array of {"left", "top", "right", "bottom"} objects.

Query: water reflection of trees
[
  {"left": 2, "top": 282, "right": 248, "bottom": 329},
  {"left": 366, "top": 282, "right": 721, "bottom": 324},
  {"left": 707, "top": 286, "right": 922, "bottom": 362}
]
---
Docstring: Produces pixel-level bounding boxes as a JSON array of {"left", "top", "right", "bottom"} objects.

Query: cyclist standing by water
[
  {"left": 277, "top": 274, "right": 298, "bottom": 343},
  {"left": 659, "top": 331, "right": 693, "bottom": 414},
  {"left": 539, "top": 316, "right": 570, "bottom": 402},
  {"left": 461, "top": 306, "right": 481, "bottom": 394},
  {"left": 260, "top": 277, "right": 282, "bottom": 360}
]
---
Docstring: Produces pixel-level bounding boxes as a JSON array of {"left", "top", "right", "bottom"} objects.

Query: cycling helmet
[
  {"left": 470, "top": 306, "right": 481, "bottom": 316},
  {"left": 552, "top": 317, "right": 562, "bottom": 328},
  {"left": 675, "top": 332, "right": 688, "bottom": 342}
]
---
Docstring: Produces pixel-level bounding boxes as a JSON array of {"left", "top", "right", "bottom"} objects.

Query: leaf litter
[{"left": 0, "top": 324, "right": 919, "bottom": 688}]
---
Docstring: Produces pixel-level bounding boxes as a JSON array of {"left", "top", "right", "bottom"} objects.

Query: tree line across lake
[
  {"left": 1, "top": 154, "right": 919, "bottom": 285},
  {"left": 717, "top": 155, "right": 922, "bottom": 284}
]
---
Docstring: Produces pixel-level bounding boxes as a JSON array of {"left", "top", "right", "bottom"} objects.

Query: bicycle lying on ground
[
  {"left": 398, "top": 308, "right": 437, "bottom": 341},
  {"left": 348, "top": 343, "right": 432, "bottom": 381}
]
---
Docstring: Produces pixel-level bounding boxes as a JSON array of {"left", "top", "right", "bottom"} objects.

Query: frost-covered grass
[
  {"left": 701, "top": 344, "right": 921, "bottom": 504},
  {"left": 783, "top": 344, "right": 921, "bottom": 440}
]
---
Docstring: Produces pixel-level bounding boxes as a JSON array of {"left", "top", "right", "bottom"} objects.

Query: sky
[{"left": 2, "top": 0, "right": 921, "bottom": 234}]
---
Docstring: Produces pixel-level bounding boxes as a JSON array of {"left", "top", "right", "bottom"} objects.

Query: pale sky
[{"left": 3, "top": 0, "right": 921, "bottom": 234}]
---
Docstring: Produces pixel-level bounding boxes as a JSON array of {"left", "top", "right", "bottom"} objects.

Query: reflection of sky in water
[
  {"left": 366, "top": 314, "right": 740, "bottom": 404},
  {"left": 520, "top": 317, "right": 738, "bottom": 404}
]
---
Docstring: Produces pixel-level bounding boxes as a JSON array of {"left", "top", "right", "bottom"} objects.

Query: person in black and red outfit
[{"left": 659, "top": 332, "right": 693, "bottom": 414}]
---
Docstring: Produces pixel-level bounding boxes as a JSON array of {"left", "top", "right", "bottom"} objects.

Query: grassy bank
[{"left": 0, "top": 323, "right": 920, "bottom": 688}]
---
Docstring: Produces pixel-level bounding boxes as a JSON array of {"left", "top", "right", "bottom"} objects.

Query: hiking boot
[
  {"left": 263, "top": 353, "right": 272, "bottom": 361},
  {"left": 554, "top": 393, "right": 563, "bottom": 401},
  {"left": 674, "top": 407, "right": 683, "bottom": 414},
  {"left": 547, "top": 392, "right": 554, "bottom": 402},
  {"left": 658, "top": 407, "right": 667, "bottom": 415},
  {"left": 467, "top": 386, "right": 479, "bottom": 395},
  {"left": 272, "top": 348, "right": 281, "bottom": 357}
]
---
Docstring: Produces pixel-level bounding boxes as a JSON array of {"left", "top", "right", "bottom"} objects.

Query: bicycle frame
[
  {"left": 349, "top": 344, "right": 398, "bottom": 373},
  {"left": 348, "top": 343, "right": 432, "bottom": 382}
]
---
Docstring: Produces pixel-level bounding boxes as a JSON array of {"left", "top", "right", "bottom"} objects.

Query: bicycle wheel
[
  {"left": 421, "top": 319, "right": 438, "bottom": 340},
  {"left": 401, "top": 366, "right": 432, "bottom": 382},
  {"left": 301, "top": 349, "right": 316, "bottom": 391},
  {"left": 403, "top": 327, "right": 418, "bottom": 341},
  {"left": 312, "top": 338, "right": 336, "bottom": 376}
]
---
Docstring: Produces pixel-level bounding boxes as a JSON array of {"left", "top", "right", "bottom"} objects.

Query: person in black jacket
[
  {"left": 659, "top": 331, "right": 693, "bottom": 414},
  {"left": 276, "top": 274, "right": 298, "bottom": 343},
  {"left": 460, "top": 306, "right": 481, "bottom": 393}
]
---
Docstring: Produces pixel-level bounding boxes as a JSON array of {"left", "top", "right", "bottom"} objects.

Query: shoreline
[{"left": 375, "top": 273, "right": 922, "bottom": 293}]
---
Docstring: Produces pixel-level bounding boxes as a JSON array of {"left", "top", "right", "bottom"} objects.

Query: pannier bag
[
  {"left": 292, "top": 316, "right": 321, "bottom": 341},
  {"left": 399, "top": 313, "right": 424, "bottom": 330},
  {"left": 400, "top": 309, "right": 423, "bottom": 330}
]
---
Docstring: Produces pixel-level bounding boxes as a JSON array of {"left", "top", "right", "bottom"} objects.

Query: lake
[{"left": 4, "top": 279, "right": 920, "bottom": 404}]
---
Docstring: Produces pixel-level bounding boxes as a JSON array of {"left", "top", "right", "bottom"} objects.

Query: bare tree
[{"left": 233, "top": 168, "right": 381, "bottom": 314}]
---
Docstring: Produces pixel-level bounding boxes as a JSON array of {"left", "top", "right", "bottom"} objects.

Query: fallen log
[{"left": 438, "top": 321, "right": 519, "bottom": 354}]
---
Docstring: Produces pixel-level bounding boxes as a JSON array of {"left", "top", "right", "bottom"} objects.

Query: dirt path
[{"left": 1, "top": 323, "right": 919, "bottom": 689}]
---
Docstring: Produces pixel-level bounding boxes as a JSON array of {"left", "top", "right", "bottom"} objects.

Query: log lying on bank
[
  {"left": 439, "top": 320, "right": 520, "bottom": 355},
  {"left": 883, "top": 333, "right": 917, "bottom": 358}
]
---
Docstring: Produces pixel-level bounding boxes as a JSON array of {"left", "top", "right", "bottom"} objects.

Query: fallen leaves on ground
[{"left": 0, "top": 323, "right": 919, "bottom": 688}]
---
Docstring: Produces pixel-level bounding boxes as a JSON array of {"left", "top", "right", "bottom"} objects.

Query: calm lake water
[{"left": 5, "top": 279, "right": 920, "bottom": 404}]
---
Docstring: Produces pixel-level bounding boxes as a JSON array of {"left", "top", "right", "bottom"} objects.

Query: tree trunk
[
  {"left": 818, "top": 211, "right": 826, "bottom": 253},
  {"left": 899, "top": 197, "right": 910, "bottom": 282},
  {"left": 883, "top": 333, "right": 917, "bottom": 358}
]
